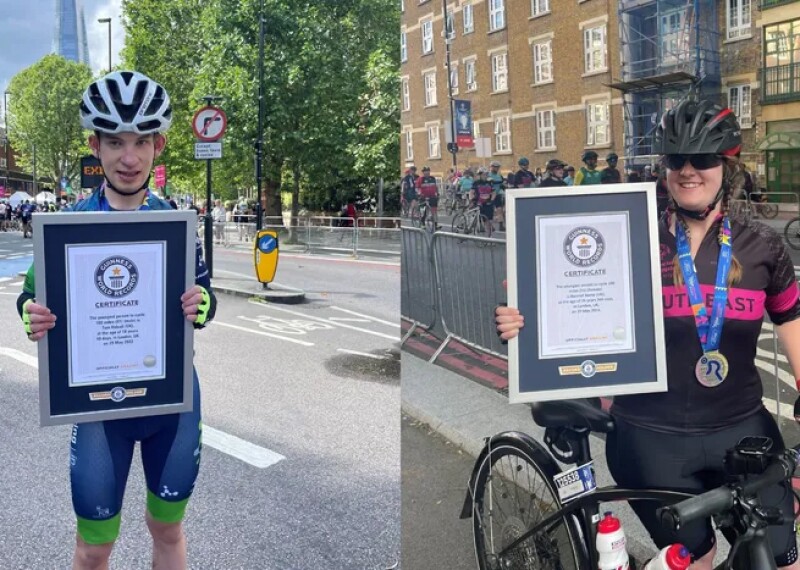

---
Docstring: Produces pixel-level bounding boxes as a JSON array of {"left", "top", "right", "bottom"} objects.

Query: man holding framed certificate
[{"left": 17, "top": 71, "right": 217, "bottom": 570}]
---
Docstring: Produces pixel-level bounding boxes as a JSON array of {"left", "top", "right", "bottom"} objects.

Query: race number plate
[{"left": 553, "top": 462, "right": 597, "bottom": 503}]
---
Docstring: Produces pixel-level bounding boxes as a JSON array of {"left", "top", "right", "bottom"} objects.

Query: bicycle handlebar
[{"left": 658, "top": 449, "right": 798, "bottom": 532}]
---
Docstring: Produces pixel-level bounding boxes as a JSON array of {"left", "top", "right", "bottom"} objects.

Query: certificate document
[
  {"left": 536, "top": 213, "right": 635, "bottom": 359},
  {"left": 66, "top": 242, "right": 166, "bottom": 386}
]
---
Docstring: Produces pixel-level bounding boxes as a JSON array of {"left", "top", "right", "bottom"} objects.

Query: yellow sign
[{"left": 254, "top": 229, "right": 279, "bottom": 283}]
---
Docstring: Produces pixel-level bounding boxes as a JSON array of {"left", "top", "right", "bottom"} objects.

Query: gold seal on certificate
[{"left": 695, "top": 351, "right": 728, "bottom": 388}]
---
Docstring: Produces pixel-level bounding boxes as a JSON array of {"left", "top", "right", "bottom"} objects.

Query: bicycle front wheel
[
  {"left": 472, "top": 443, "right": 583, "bottom": 570},
  {"left": 784, "top": 218, "right": 800, "bottom": 250}
]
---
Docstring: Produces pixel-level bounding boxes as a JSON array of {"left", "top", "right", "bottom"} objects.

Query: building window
[
  {"left": 727, "top": 0, "right": 751, "bottom": 40},
  {"left": 428, "top": 125, "right": 441, "bottom": 158},
  {"left": 583, "top": 25, "right": 607, "bottom": 73},
  {"left": 463, "top": 2, "right": 474, "bottom": 33},
  {"left": 491, "top": 52, "right": 508, "bottom": 92},
  {"left": 406, "top": 130, "right": 414, "bottom": 160},
  {"left": 536, "top": 109, "right": 555, "bottom": 149},
  {"left": 424, "top": 71, "right": 438, "bottom": 106},
  {"left": 448, "top": 62, "right": 459, "bottom": 94},
  {"left": 494, "top": 114, "right": 511, "bottom": 153},
  {"left": 728, "top": 84, "right": 751, "bottom": 126},
  {"left": 763, "top": 19, "right": 800, "bottom": 103},
  {"left": 402, "top": 78, "right": 411, "bottom": 111},
  {"left": 533, "top": 40, "right": 552, "bottom": 84},
  {"left": 531, "top": 0, "right": 549, "bottom": 17},
  {"left": 660, "top": 8, "right": 689, "bottom": 63},
  {"left": 422, "top": 19, "right": 433, "bottom": 54},
  {"left": 401, "top": 32, "right": 407, "bottom": 63},
  {"left": 465, "top": 58, "right": 477, "bottom": 91},
  {"left": 445, "top": 9, "right": 455, "bottom": 41},
  {"left": 586, "top": 100, "right": 610, "bottom": 145},
  {"left": 489, "top": 0, "right": 505, "bottom": 32}
]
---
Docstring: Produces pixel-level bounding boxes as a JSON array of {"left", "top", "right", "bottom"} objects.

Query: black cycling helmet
[
  {"left": 546, "top": 159, "right": 566, "bottom": 171},
  {"left": 606, "top": 152, "right": 618, "bottom": 162},
  {"left": 422, "top": 166, "right": 431, "bottom": 172},
  {"left": 518, "top": 157, "right": 530, "bottom": 167},
  {"left": 653, "top": 98, "right": 741, "bottom": 156},
  {"left": 581, "top": 150, "right": 598, "bottom": 162}
]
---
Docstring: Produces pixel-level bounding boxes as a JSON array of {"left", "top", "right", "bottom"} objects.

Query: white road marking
[
  {"left": 0, "top": 292, "right": 18, "bottom": 295},
  {"left": 762, "top": 322, "right": 774, "bottom": 332},
  {"left": 330, "top": 306, "right": 398, "bottom": 327},
  {"left": 329, "top": 317, "right": 372, "bottom": 323},
  {"left": 211, "top": 320, "right": 314, "bottom": 346},
  {"left": 0, "top": 277, "right": 12, "bottom": 283},
  {"left": 754, "top": 357, "right": 794, "bottom": 389},
  {"left": 336, "top": 348, "right": 388, "bottom": 360},
  {"left": 0, "top": 347, "right": 38, "bottom": 368},
  {"left": 248, "top": 300, "right": 398, "bottom": 341},
  {"left": 0, "top": 345, "right": 285, "bottom": 468},
  {"left": 203, "top": 426, "right": 285, "bottom": 469}
]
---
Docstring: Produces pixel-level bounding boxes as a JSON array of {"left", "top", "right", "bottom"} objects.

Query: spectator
[
  {"left": 563, "top": 166, "right": 576, "bottom": 186},
  {"left": 574, "top": 151, "right": 602, "bottom": 185},
  {"left": 212, "top": 199, "right": 226, "bottom": 244},
  {"left": 538, "top": 159, "right": 568, "bottom": 187},
  {"left": 600, "top": 153, "right": 622, "bottom": 184},
  {"left": 513, "top": 157, "right": 536, "bottom": 188}
]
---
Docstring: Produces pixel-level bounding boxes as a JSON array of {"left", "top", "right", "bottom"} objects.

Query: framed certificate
[
  {"left": 32, "top": 210, "right": 196, "bottom": 426},
  {"left": 505, "top": 183, "right": 667, "bottom": 403}
]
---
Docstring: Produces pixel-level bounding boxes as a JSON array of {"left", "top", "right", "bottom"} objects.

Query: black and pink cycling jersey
[{"left": 611, "top": 214, "right": 800, "bottom": 434}]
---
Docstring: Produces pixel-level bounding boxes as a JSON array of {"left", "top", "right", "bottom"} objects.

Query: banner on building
[{"left": 454, "top": 99, "right": 474, "bottom": 149}]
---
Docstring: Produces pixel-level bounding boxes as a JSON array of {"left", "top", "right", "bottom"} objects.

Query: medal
[
  {"left": 695, "top": 351, "right": 729, "bottom": 388},
  {"left": 676, "top": 218, "right": 733, "bottom": 388}
]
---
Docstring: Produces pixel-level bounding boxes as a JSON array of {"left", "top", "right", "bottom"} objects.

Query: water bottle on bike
[
  {"left": 596, "top": 511, "right": 630, "bottom": 570},
  {"left": 642, "top": 544, "right": 691, "bottom": 570}
]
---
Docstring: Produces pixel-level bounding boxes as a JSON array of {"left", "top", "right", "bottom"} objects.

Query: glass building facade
[{"left": 53, "top": 0, "right": 90, "bottom": 66}]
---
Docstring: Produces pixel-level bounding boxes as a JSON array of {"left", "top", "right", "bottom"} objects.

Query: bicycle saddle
[{"left": 530, "top": 398, "right": 615, "bottom": 434}]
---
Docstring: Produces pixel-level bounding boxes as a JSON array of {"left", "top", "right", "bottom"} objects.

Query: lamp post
[
  {"left": 255, "top": 0, "right": 265, "bottom": 233},
  {"left": 97, "top": 18, "right": 112, "bottom": 73},
  {"left": 3, "top": 91, "right": 9, "bottom": 193}
]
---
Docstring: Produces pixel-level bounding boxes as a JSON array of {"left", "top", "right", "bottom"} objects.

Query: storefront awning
[{"left": 758, "top": 132, "right": 800, "bottom": 151}]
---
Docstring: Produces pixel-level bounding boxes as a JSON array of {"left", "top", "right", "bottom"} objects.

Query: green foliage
[
  {"left": 6, "top": 54, "right": 93, "bottom": 187},
  {"left": 121, "top": 0, "right": 399, "bottom": 212}
]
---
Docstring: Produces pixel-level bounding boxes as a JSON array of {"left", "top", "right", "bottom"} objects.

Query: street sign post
[{"left": 193, "top": 101, "right": 226, "bottom": 278}]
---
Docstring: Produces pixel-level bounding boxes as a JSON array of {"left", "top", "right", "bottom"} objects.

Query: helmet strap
[{"left": 674, "top": 185, "right": 725, "bottom": 221}]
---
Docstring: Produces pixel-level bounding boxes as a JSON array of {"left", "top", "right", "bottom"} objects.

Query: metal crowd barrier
[
  {"left": 431, "top": 232, "right": 507, "bottom": 360},
  {"left": 401, "top": 227, "right": 438, "bottom": 340}
]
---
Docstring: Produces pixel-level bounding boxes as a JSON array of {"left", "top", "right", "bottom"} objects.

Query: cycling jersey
[
  {"left": 513, "top": 169, "right": 535, "bottom": 188},
  {"left": 600, "top": 167, "right": 621, "bottom": 184},
  {"left": 487, "top": 172, "right": 504, "bottom": 195},
  {"left": 474, "top": 180, "right": 493, "bottom": 205},
  {"left": 538, "top": 176, "right": 566, "bottom": 187},
  {"left": 416, "top": 175, "right": 438, "bottom": 198},
  {"left": 611, "top": 214, "right": 800, "bottom": 434},
  {"left": 18, "top": 186, "right": 216, "bottom": 545},
  {"left": 402, "top": 174, "right": 418, "bottom": 198},
  {"left": 457, "top": 177, "right": 474, "bottom": 194},
  {"left": 574, "top": 167, "right": 602, "bottom": 185}
]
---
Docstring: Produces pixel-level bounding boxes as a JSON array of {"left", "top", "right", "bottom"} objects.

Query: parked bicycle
[
  {"left": 460, "top": 398, "right": 800, "bottom": 570},
  {"left": 452, "top": 205, "right": 492, "bottom": 237},
  {"left": 784, "top": 215, "right": 800, "bottom": 250},
  {"left": 732, "top": 193, "right": 779, "bottom": 222}
]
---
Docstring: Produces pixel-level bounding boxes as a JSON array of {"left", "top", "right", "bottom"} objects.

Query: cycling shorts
[
  {"left": 70, "top": 372, "right": 202, "bottom": 545},
  {"left": 423, "top": 196, "right": 439, "bottom": 208},
  {"left": 493, "top": 194, "right": 505, "bottom": 208},
  {"left": 606, "top": 408, "right": 797, "bottom": 566},
  {"left": 479, "top": 204, "right": 495, "bottom": 220}
]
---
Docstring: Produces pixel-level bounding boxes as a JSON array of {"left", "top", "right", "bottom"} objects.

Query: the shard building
[{"left": 53, "top": 0, "right": 91, "bottom": 67}]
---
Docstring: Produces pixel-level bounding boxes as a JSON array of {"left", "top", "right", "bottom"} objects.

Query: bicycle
[
  {"left": 459, "top": 398, "right": 800, "bottom": 570},
  {"left": 452, "top": 205, "right": 492, "bottom": 237},
  {"left": 411, "top": 197, "right": 436, "bottom": 232}
]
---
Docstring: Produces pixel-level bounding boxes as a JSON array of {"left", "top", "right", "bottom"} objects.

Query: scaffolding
[{"left": 610, "top": 0, "right": 722, "bottom": 166}]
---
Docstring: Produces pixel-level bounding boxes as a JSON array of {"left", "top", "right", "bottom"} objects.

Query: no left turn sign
[{"left": 192, "top": 106, "right": 228, "bottom": 142}]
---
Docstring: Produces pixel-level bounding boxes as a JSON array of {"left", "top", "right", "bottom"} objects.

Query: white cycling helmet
[{"left": 80, "top": 71, "right": 173, "bottom": 134}]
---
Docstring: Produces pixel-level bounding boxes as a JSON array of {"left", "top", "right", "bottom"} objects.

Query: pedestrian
[
  {"left": 402, "top": 166, "right": 418, "bottom": 217},
  {"left": 600, "top": 152, "right": 622, "bottom": 184},
  {"left": 0, "top": 200, "right": 6, "bottom": 231},
  {"left": 487, "top": 161, "right": 506, "bottom": 231},
  {"left": 563, "top": 166, "right": 575, "bottom": 186},
  {"left": 497, "top": 98, "right": 800, "bottom": 570},
  {"left": 17, "top": 71, "right": 216, "bottom": 570},
  {"left": 212, "top": 199, "right": 226, "bottom": 244},
  {"left": 574, "top": 150, "right": 602, "bottom": 185},
  {"left": 537, "top": 159, "right": 567, "bottom": 187},
  {"left": 21, "top": 199, "right": 33, "bottom": 238}
]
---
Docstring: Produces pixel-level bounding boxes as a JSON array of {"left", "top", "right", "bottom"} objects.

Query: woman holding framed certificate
[{"left": 497, "top": 98, "right": 800, "bottom": 570}]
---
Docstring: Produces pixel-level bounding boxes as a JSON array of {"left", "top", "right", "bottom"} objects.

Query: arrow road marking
[
  {"left": 211, "top": 321, "right": 314, "bottom": 346},
  {"left": 0, "top": 346, "right": 285, "bottom": 469}
]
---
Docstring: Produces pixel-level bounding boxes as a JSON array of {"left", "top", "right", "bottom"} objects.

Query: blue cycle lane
[{"left": 0, "top": 233, "right": 34, "bottom": 283}]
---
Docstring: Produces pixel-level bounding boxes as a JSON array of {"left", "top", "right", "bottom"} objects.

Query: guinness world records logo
[
  {"left": 563, "top": 227, "right": 605, "bottom": 267},
  {"left": 95, "top": 256, "right": 139, "bottom": 297}
]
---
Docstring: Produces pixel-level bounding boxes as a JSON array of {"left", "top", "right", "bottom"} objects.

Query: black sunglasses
[{"left": 664, "top": 154, "right": 723, "bottom": 171}]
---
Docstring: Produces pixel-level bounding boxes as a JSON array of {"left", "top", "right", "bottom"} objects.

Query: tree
[{"left": 6, "top": 54, "right": 93, "bottom": 190}]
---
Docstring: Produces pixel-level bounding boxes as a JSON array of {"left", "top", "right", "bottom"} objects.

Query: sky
[{"left": 0, "top": 0, "right": 125, "bottom": 106}]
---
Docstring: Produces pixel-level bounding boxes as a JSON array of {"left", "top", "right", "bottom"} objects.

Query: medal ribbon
[{"left": 675, "top": 217, "right": 732, "bottom": 352}]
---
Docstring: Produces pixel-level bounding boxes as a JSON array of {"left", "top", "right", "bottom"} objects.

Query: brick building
[{"left": 401, "top": 0, "right": 800, "bottom": 193}]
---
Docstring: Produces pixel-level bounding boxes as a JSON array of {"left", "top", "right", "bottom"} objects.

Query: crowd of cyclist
[
  {"left": 401, "top": 150, "right": 664, "bottom": 234},
  {"left": 0, "top": 198, "right": 68, "bottom": 237}
]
